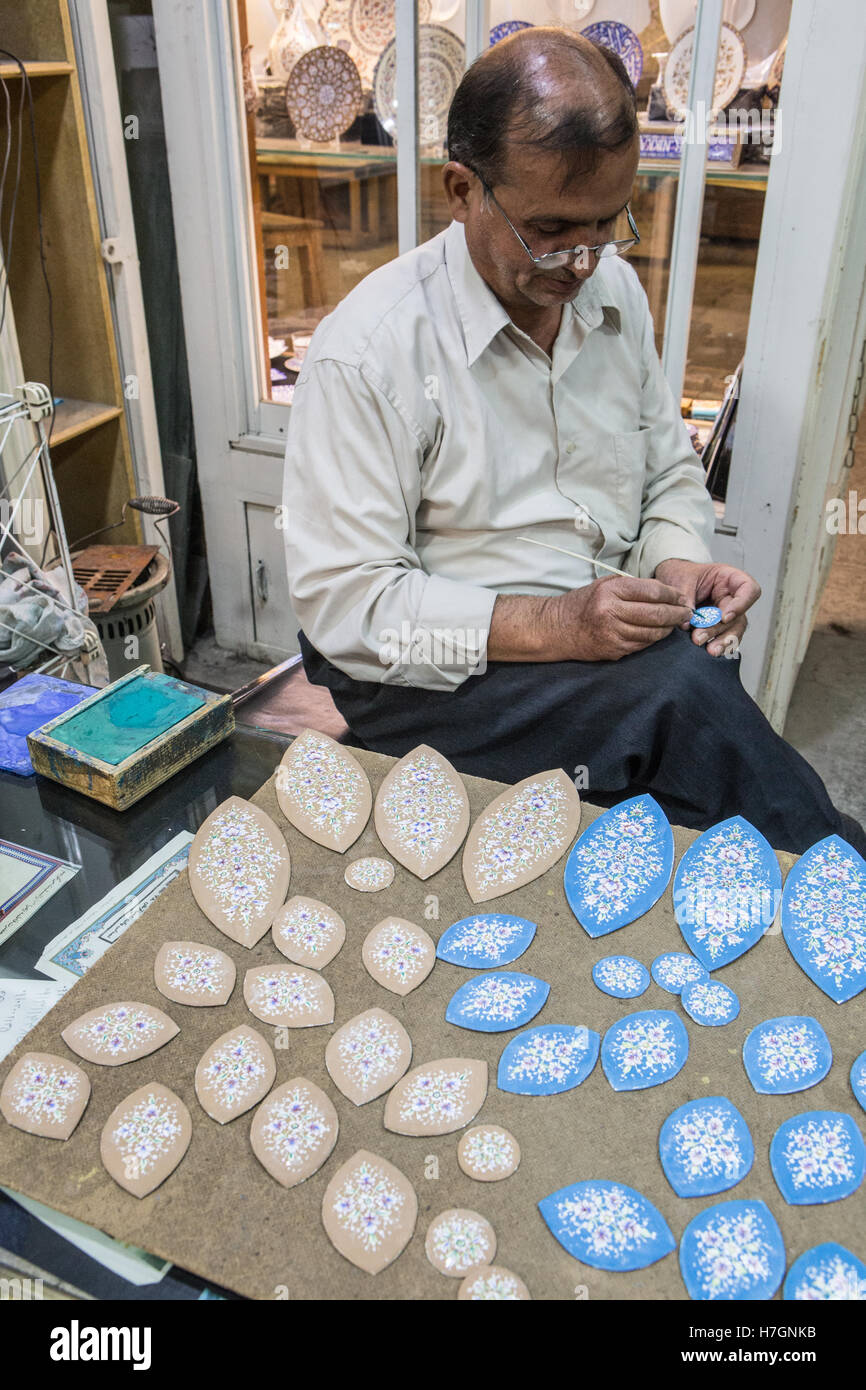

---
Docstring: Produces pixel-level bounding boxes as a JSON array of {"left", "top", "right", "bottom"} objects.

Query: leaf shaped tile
[
  {"left": 244, "top": 964, "right": 335, "bottom": 1028},
  {"left": 563, "top": 795, "right": 674, "bottom": 937},
  {"left": 681, "top": 980, "right": 739, "bottom": 1027},
  {"left": 436, "top": 913, "right": 536, "bottom": 969},
  {"left": 154, "top": 940, "right": 236, "bottom": 1006},
  {"left": 276, "top": 728, "right": 371, "bottom": 852},
  {"left": 61, "top": 1001, "right": 178, "bottom": 1066},
  {"left": 592, "top": 955, "right": 650, "bottom": 999},
  {"left": 344, "top": 856, "right": 394, "bottom": 892},
  {"left": 425, "top": 1208, "right": 496, "bottom": 1277},
  {"left": 851, "top": 1049, "right": 866, "bottom": 1113},
  {"left": 783, "top": 1242, "right": 866, "bottom": 1300},
  {"left": 742, "top": 1016, "right": 832, "bottom": 1095},
  {"left": 539, "top": 1180, "right": 675, "bottom": 1272},
  {"left": 780, "top": 834, "right": 866, "bottom": 1003},
  {"left": 383, "top": 1057, "right": 487, "bottom": 1136},
  {"left": 325, "top": 1007, "right": 412, "bottom": 1106},
  {"left": 770, "top": 1110, "right": 865, "bottom": 1205},
  {"left": 457, "top": 1124, "right": 521, "bottom": 1183},
  {"left": 249, "top": 1077, "right": 338, "bottom": 1188},
  {"left": 498, "top": 1024, "right": 599, "bottom": 1096},
  {"left": 673, "top": 815, "right": 781, "bottom": 969},
  {"left": 659, "top": 1096, "right": 754, "bottom": 1198},
  {"left": 458, "top": 1266, "right": 531, "bottom": 1300},
  {"left": 374, "top": 744, "right": 470, "bottom": 879},
  {"left": 650, "top": 952, "right": 708, "bottom": 995},
  {"left": 462, "top": 768, "right": 581, "bottom": 903},
  {"left": 445, "top": 971, "right": 549, "bottom": 1032},
  {"left": 195, "top": 1025, "right": 276, "bottom": 1123},
  {"left": 1, "top": 1052, "right": 90, "bottom": 1140},
  {"left": 188, "top": 796, "right": 290, "bottom": 948},
  {"left": 101, "top": 1083, "right": 191, "bottom": 1197},
  {"left": 601, "top": 1010, "right": 689, "bottom": 1091},
  {"left": 679, "top": 1200, "right": 785, "bottom": 1300},
  {"left": 322, "top": 1148, "right": 417, "bottom": 1275},
  {"left": 361, "top": 917, "right": 435, "bottom": 996},
  {"left": 272, "top": 895, "right": 345, "bottom": 968}
]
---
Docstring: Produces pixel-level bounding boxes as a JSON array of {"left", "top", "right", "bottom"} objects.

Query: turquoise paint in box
[{"left": 48, "top": 673, "right": 205, "bottom": 765}]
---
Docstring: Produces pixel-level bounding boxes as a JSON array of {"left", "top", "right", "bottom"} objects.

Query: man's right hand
[{"left": 551, "top": 576, "right": 694, "bottom": 661}]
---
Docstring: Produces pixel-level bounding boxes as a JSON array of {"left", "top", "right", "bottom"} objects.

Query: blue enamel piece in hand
[
  {"left": 681, "top": 979, "right": 739, "bottom": 1027},
  {"left": 780, "top": 834, "right": 866, "bottom": 1003},
  {"left": 783, "top": 1242, "right": 866, "bottom": 1300},
  {"left": 538, "top": 1180, "right": 675, "bottom": 1272},
  {"left": 673, "top": 815, "right": 781, "bottom": 970},
  {"left": 770, "top": 1110, "right": 865, "bottom": 1206},
  {"left": 601, "top": 1009, "right": 689, "bottom": 1091},
  {"left": 651, "top": 952, "right": 708, "bottom": 994},
  {"left": 689, "top": 606, "right": 722, "bottom": 628},
  {"left": 498, "top": 1024, "right": 599, "bottom": 1095},
  {"left": 659, "top": 1096, "right": 754, "bottom": 1198},
  {"left": 851, "top": 1049, "right": 866, "bottom": 1113},
  {"left": 742, "top": 1016, "right": 832, "bottom": 1095},
  {"left": 680, "top": 1200, "right": 785, "bottom": 1300},
  {"left": 563, "top": 794, "right": 674, "bottom": 938},
  {"left": 435, "top": 913, "right": 536, "bottom": 969},
  {"left": 592, "top": 955, "right": 650, "bottom": 999},
  {"left": 445, "top": 971, "right": 549, "bottom": 1032}
]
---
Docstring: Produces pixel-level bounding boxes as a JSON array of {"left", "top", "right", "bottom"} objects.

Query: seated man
[{"left": 283, "top": 27, "right": 862, "bottom": 856}]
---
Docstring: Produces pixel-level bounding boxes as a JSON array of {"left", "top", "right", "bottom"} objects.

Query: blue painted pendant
[
  {"left": 681, "top": 979, "right": 739, "bottom": 1027},
  {"left": 689, "top": 605, "right": 722, "bottom": 628},
  {"left": 563, "top": 795, "right": 674, "bottom": 938},
  {"left": 783, "top": 1242, "right": 866, "bottom": 1300},
  {"left": 851, "top": 1049, "right": 866, "bottom": 1113},
  {"left": 592, "top": 955, "right": 650, "bottom": 999},
  {"left": 659, "top": 1096, "right": 754, "bottom": 1198},
  {"left": 680, "top": 1200, "right": 785, "bottom": 1300},
  {"left": 742, "top": 1015, "right": 832, "bottom": 1095},
  {"left": 770, "top": 1110, "right": 865, "bottom": 1205},
  {"left": 651, "top": 951, "right": 707, "bottom": 994},
  {"left": 538, "top": 1180, "right": 674, "bottom": 1272},
  {"left": 780, "top": 834, "right": 866, "bottom": 1003},
  {"left": 601, "top": 1009, "right": 689, "bottom": 1091},
  {"left": 445, "top": 971, "right": 549, "bottom": 1033},
  {"left": 673, "top": 815, "right": 781, "bottom": 969},
  {"left": 497, "top": 1024, "right": 599, "bottom": 1096},
  {"left": 436, "top": 913, "right": 536, "bottom": 969}
]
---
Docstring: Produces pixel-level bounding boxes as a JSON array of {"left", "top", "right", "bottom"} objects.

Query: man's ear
[{"left": 442, "top": 161, "right": 477, "bottom": 223}]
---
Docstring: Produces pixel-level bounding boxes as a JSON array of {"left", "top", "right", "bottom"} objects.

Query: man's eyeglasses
[{"left": 473, "top": 173, "right": 640, "bottom": 270}]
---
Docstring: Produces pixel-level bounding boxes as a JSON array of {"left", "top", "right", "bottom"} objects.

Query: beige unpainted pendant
[
  {"left": 275, "top": 728, "right": 372, "bottom": 852},
  {"left": 154, "top": 940, "right": 236, "bottom": 1006},
  {"left": 383, "top": 1057, "right": 487, "bottom": 1136},
  {"left": 425, "top": 1208, "right": 497, "bottom": 1277},
  {"left": 272, "top": 895, "right": 346, "bottom": 968},
  {"left": 243, "top": 964, "right": 335, "bottom": 1028},
  {"left": 373, "top": 744, "right": 470, "bottom": 879},
  {"left": 249, "top": 1076, "right": 339, "bottom": 1188},
  {"left": 458, "top": 1265, "right": 531, "bottom": 1300},
  {"left": 195, "top": 1024, "right": 276, "bottom": 1123},
  {"left": 361, "top": 916, "right": 435, "bottom": 996},
  {"left": 61, "top": 1001, "right": 178, "bottom": 1066},
  {"left": 188, "top": 796, "right": 290, "bottom": 948},
  {"left": 325, "top": 1007, "right": 412, "bottom": 1106},
  {"left": 344, "top": 856, "right": 395, "bottom": 892},
  {"left": 462, "top": 768, "right": 581, "bottom": 903},
  {"left": 457, "top": 1124, "right": 521, "bottom": 1182},
  {"left": 1, "top": 1052, "right": 91, "bottom": 1140},
  {"left": 101, "top": 1082, "right": 192, "bottom": 1197},
  {"left": 322, "top": 1148, "right": 418, "bottom": 1275}
]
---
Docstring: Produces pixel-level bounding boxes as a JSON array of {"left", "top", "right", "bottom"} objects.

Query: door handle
[{"left": 255, "top": 558, "right": 269, "bottom": 604}]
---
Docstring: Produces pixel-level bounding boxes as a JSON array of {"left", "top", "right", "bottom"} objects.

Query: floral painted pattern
[
  {"left": 378, "top": 750, "right": 465, "bottom": 868},
  {"left": 276, "top": 902, "right": 341, "bottom": 960},
  {"left": 786, "top": 1245, "right": 866, "bottom": 1300},
  {"left": 684, "top": 1204, "right": 782, "bottom": 1299},
  {"left": 743, "top": 1018, "right": 831, "bottom": 1094},
  {"left": 344, "top": 857, "right": 394, "bottom": 892},
  {"left": 248, "top": 969, "right": 323, "bottom": 1021},
  {"left": 444, "top": 917, "right": 528, "bottom": 965},
  {"left": 259, "top": 1085, "right": 333, "bottom": 1173},
  {"left": 332, "top": 1158, "right": 406, "bottom": 1254},
  {"left": 7, "top": 1058, "right": 82, "bottom": 1128},
  {"left": 682, "top": 980, "right": 739, "bottom": 1026},
  {"left": 277, "top": 730, "right": 367, "bottom": 843},
  {"left": 673, "top": 1107, "right": 745, "bottom": 1184},
  {"left": 469, "top": 774, "right": 574, "bottom": 896},
  {"left": 397, "top": 1068, "right": 471, "bottom": 1128},
  {"left": 541, "top": 1182, "right": 674, "bottom": 1271},
  {"left": 651, "top": 952, "right": 707, "bottom": 993},
  {"left": 335, "top": 1014, "right": 406, "bottom": 1096},
  {"left": 675, "top": 818, "right": 778, "bottom": 967},
  {"left": 459, "top": 1127, "right": 518, "bottom": 1178},
  {"left": 428, "top": 1212, "right": 493, "bottom": 1274},
  {"left": 460, "top": 1267, "right": 527, "bottom": 1299},
  {"left": 592, "top": 955, "right": 649, "bottom": 998},
  {"left": 447, "top": 972, "right": 548, "bottom": 1030},
  {"left": 366, "top": 922, "right": 431, "bottom": 989},
  {"left": 112, "top": 1091, "right": 184, "bottom": 1178},
  {"left": 602, "top": 1011, "right": 688, "bottom": 1090},
  {"left": 71, "top": 1006, "right": 161, "bottom": 1060},
  {"left": 162, "top": 948, "right": 226, "bottom": 998},
  {"left": 781, "top": 836, "right": 866, "bottom": 1002},
  {"left": 192, "top": 802, "right": 287, "bottom": 928},
  {"left": 775, "top": 1115, "right": 863, "bottom": 1196},
  {"left": 568, "top": 800, "right": 667, "bottom": 927},
  {"left": 503, "top": 1028, "right": 591, "bottom": 1089},
  {"left": 201, "top": 1033, "right": 270, "bottom": 1114}
]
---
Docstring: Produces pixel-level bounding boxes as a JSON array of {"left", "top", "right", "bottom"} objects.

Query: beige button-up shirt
[{"left": 283, "top": 219, "right": 715, "bottom": 691}]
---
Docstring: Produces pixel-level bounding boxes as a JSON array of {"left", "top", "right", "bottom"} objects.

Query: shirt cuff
[
  {"left": 394, "top": 573, "right": 498, "bottom": 691},
  {"left": 626, "top": 522, "right": 714, "bottom": 581}
]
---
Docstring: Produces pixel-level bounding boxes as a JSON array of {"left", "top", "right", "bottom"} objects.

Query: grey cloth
[{"left": 0, "top": 551, "right": 96, "bottom": 670}]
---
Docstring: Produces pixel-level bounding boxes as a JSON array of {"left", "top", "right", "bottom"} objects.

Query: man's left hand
[{"left": 653, "top": 559, "right": 761, "bottom": 657}]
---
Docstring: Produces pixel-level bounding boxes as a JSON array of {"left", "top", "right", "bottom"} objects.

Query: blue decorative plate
[
  {"left": 783, "top": 1242, "right": 866, "bottom": 1300},
  {"left": 689, "top": 605, "right": 722, "bottom": 629},
  {"left": 445, "top": 971, "right": 549, "bottom": 1032},
  {"left": 673, "top": 816, "right": 781, "bottom": 970},
  {"left": 436, "top": 913, "right": 536, "bottom": 969},
  {"left": 659, "top": 1096, "right": 754, "bottom": 1198},
  {"left": 651, "top": 952, "right": 708, "bottom": 994},
  {"left": 580, "top": 20, "right": 644, "bottom": 86},
  {"left": 681, "top": 979, "right": 739, "bottom": 1027},
  {"left": 680, "top": 1200, "right": 785, "bottom": 1300},
  {"left": 742, "top": 1016, "right": 832, "bottom": 1095},
  {"left": 770, "top": 1110, "right": 865, "bottom": 1205},
  {"left": 489, "top": 19, "right": 532, "bottom": 46},
  {"left": 601, "top": 1009, "right": 689, "bottom": 1092},
  {"left": 498, "top": 1024, "right": 599, "bottom": 1096},
  {"left": 780, "top": 834, "right": 866, "bottom": 1003},
  {"left": 563, "top": 795, "right": 674, "bottom": 938},
  {"left": 592, "top": 955, "right": 649, "bottom": 999},
  {"left": 538, "top": 1180, "right": 674, "bottom": 1272},
  {"left": 851, "top": 1049, "right": 866, "bottom": 1113}
]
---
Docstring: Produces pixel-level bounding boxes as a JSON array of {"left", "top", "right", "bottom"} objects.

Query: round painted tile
[
  {"left": 679, "top": 1199, "right": 785, "bottom": 1300},
  {"left": 689, "top": 605, "right": 722, "bottom": 628},
  {"left": 659, "top": 1096, "right": 754, "bottom": 1198},
  {"left": 681, "top": 979, "right": 739, "bottom": 1027},
  {"left": 601, "top": 1010, "right": 689, "bottom": 1092},
  {"left": 770, "top": 1111, "right": 865, "bottom": 1205},
  {"left": 458, "top": 1265, "right": 530, "bottom": 1299},
  {"left": 651, "top": 952, "right": 708, "bottom": 994},
  {"left": 592, "top": 955, "right": 649, "bottom": 999},
  {"left": 425, "top": 1208, "right": 496, "bottom": 1277},
  {"left": 742, "top": 1016, "right": 832, "bottom": 1095},
  {"left": 344, "top": 856, "right": 395, "bottom": 892},
  {"left": 457, "top": 1124, "right": 520, "bottom": 1183}
]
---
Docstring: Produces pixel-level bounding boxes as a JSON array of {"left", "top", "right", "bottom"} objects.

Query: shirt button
[{"left": 565, "top": 442, "right": 577, "bottom": 454}]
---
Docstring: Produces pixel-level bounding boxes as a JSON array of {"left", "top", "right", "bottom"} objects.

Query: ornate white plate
[
  {"left": 580, "top": 20, "right": 644, "bottom": 86},
  {"left": 285, "top": 45, "right": 363, "bottom": 142},
  {"left": 276, "top": 729, "right": 371, "bottom": 853},
  {"left": 101, "top": 1083, "right": 192, "bottom": 1198},
  {"left": 373, "top": 743, "right": 470, "bottom": 879},
  {"left": 322, "top": 1148, "right": 417, "bottom": 1274},
  {"left": 462, "top": 768, "right": 581, "bottom": 903},
  {"left": 321, "top": 0, "right": 432, "bottom": 88},
  {"left": 249, "top": 1077, "right": 339, "bottom": 1188},
  {"left": 660, "top": 0, "right": 756, "bottom": 45},
  {"left": 663, "top": 22, "right": 746, "bottom": 120},
  {"left": 188, "top": 796, "right": 290, "bottom": 948},
  {"left": 373, "top": 24, "right": 465, "bottom": 149}
]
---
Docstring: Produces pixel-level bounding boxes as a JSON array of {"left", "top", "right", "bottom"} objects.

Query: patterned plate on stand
[
  {"left": 321, "top": 0, "right": 432, "bottom": 88},
  {"left": 663, "top": 22, "right": 747, "bottom": 120},
  {"left": 286, "top": 45, "right": 363, "bottom": 142},
  {"left": 490, "top": 20, "right": 533, "bottom": 46},
  {"left": 373, "top": 24, "right": 465, "bottom": 149},
  {"left": 580, "top": 20, "right": 644, "bottom": 86}
]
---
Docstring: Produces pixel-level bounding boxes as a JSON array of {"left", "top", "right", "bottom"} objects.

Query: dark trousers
[{"left": 298, "top": 628, "right": 865, "bottom": 857}]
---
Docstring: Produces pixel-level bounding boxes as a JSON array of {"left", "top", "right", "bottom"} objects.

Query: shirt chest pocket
[{"left": 612, "top": 428, "right": 650, "bottom": 542}]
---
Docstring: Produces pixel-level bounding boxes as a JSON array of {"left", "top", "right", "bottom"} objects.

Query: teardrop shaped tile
[
  {"left": 344, "top": 856, "right": 395, "bottom": 892},
  {"left": 462, "top": 768, "right": 581, "bottom": 903},
  {"left": 1, "top": 1052, "right": 91, "bottom": 1140},
  {"left": 679, "top": 1199, "right": 785, "bottom": 1300},
  {"left": 436, "top": 913, "right": 536, "bottom": 969},
  {"left": 564, "top": 795, "right": 674, "bottom": 937},
  {"left": 592, "top": 955, "right": 650, "bottom": 999},
  {"left": 673, "top": 815, "right": 781, "bottom": 969},
  {"left": 249, "top": 1077, "right": 339, "bottom": 1188},
  {"left": 154, "top": 940, "right": 236, "bottom": 1006},
  {"left": 498, "top": 1024, "right": 599, "bottom": 1096},
  {"left": 851, "top": 1049, "right": 866, "bottom": 1113},
  {"left": 457, "top": 1125, "right": 521, "bottom": 1183},
  {"left": 539, "top": 1180, "right": 675, "bottom": 1272},
  {"left": 770, "top": 1110, "right": 865, "bottom": 1205},
  {"left": 101, "top": 1082, "right": 191, "bottom": 1197},
  {"left": 659, "top": 1096, "right": 754, "bottom": 1197},
  {"left": 322, "top": 1148, "right": 417, "bottom": 1275},
  {"left": 374, "top": 744, "right": 470, "bottom": 879},
  {"left": 742, "top": 1016, "right": 832, "bottom": 1094},
  {"left": 276, "top": 728, "right": 371, "bottom": 852},
  {"left": 783, "top": 1242, "right": 866, "bottom": 1300},
  {"left": 361, "top": 916, "right": 435, "bottom": 996},
  {"left": 445, "top": 971, "right": 549, "bottom": 1032},
  {"left": 272, "top": 895, "right": 346, "bottom": 968},
  {"left": 651, "top": 952, "right": 708, "bottom": 995},
  {"left": 61, "top": 1001, "right": 178, "bottom": 1066},
  {"left": 601, "top": 1010, "right": 689, "bottom": 1091},
  {"left": 425, "top": 1209, "right": 496, "bottom": 1277},
  {"left": 383, "top": 1058, "right": 487, "bottom": 1136},
  {"left": 681, "top": 980, "right": 740, "bottom": 1027},
  {"left": 458, "top": 1265, "right": 531, "bottom": 1299},
  {"left": 325, "top": 1008, "right": 412, "bottom": 1106},
  {"left": 244, "top": 964, "right": 335, "bottom": 1028},
  {"left": 780, "top": 834, "right": 866, "bottom": 1003},
  {"left": 195, "top": 1025, "right": 276, "bottom": 1123},
  {"left": 188, "top": 796, "right": 290, "bottom": 948}
]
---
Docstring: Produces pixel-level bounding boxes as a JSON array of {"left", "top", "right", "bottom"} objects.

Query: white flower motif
[
  {"left": 261, "top": 1085, "right": 332, "bottom": 1171},
  {"left": 781, "top": 1117, "right": 858, "bottom": 1191},
  {"left": 379, "top": 751, "right": 465, "bottom": 865},
  {"left": 248, "top": 969, "right": 323, "bottom": 1020},
  {"left": 458, "top": 975, "right": 536, "bottom": 1025},
  {"left": 74, "top": 1006, "right": 160, "bottom": 1058},
  {"left": 556, "top": 1184, "right": 657, "bottom": 1259},
  {"left": 684, "top": 982, "right": 735, "bottom": 1021},
  {"left": 461, "top": 1128, "right": 516, "bottom": 1176},
  {"left": 202, "top": 1034, "right": 269, "bottom": 1112},
  {"left": 332, "top": 1159, "right": 405, "bottom": 1252},
  {"left": 398, "top": 1069, "right": 471, "bottom": 1127},
  {"left": 367, "top": 923, "right": 430, "bottom": 987},
  {"left": 677, "top": 822, "right": 776, "bottom": 963},
  {"left": 570, "top": 802, "right": 666, "bottom": 923},
  {"left": 163, "top": 948, "right": 225, "bottom": 996},
  {"left": 471, "top": 776, "right": 572, "bottom": 893},
  {"left": 278, "top": 731, "right": 366, "bottom": 840},
  {"left": 429, "top": 1214, "right": 492, "bottom": 1273},
  {"left": 654, "top": 954, "right": 705, "bottom": 990},
  {"left": 785, "top": 840, "right": 866, "bottom": 993},
  {"left": 793, "top": 1252, "right": 865, "bottom": 1300},
  {"left": 691, "top": 1208, "right": 774, "bottom": 1298},
  {"left": 608, "top": 1016, "right": 681, "bottom": 1080},
  {"left": 277, "top": 903, "right": 340, "bottom": 959},
  {"left": 9, "top": 1059, "right": 81, "bottom": 1126},
  {"left": 336, "top": 1015, "right": 404, "bottom": 1095},
  {"left": 112, "top": 1092, "right": 183, "bottom": 1176},
  {"left": 448, "top": 917, "right": 525, "bottom": 963},
  {"left": 462, "top": 1269, "right": 524, "bottom": 1299},
  {"left": 594, "top": 956, "right": 645, "bottom": 994},
  {"left": 193, "top": 804, "right": 286, "bottom": 927},
  {"left": 755, "top": 1023, "right": 821, "bottom": 1087},
  {"left": 505, "top": 1029, "right": 588, "bottom": 1087},
  {"left": 672, "top": 1107, "right": 744, "bottom": 1182}
]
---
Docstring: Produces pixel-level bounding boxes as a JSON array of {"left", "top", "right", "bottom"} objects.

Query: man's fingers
[
  {"left": 605, "top": 575, "right": 692, "bottom": 608},
  {"left": 613, "top": 621, "right": 677, "bottom": 649},
  {"left": 610, "top": 598, "right": 693, "bottom": 630},
  {"left": 715, "top": 573, "right": 761, "bottom": 623}
]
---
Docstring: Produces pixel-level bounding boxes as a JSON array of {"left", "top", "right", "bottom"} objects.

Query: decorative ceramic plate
[
  {"left": 446, "top": 971, "right": 549, "bottom": 1033},
  {"left": 276, "top": 728, "right": 371, "bottom": 853},
  {"left": 61, "top": 1002, "right": 178, "bottom": 1067},
  {"left": 564, "top": 794, "right": 674, "bottom": 937},
  {"left": 490, "top": 20, "right": 533, "bottom": 46},
  {"left": 153, "top": 940, "right": 236, "bottom": 1006},
  {"left": 462, "top": 768, "right": 581, "bottom": 903},
  {"left": 580, "top": 20, "right": 644, "bottom": 86},
  {"left": 286, "top": 45, "right": 363, "bottom": 142},
  {"left": 322, "top": 1148, "right": 417, "bottom": 1274},
  {"left": 539, "top": 1180, "right": 675, "bottom": 1272},
  {"left": 188, "top": 796, "right": 290, "bottom": 948},
  {"left": 742, "top": 1016, "right": 832, "bottom": 1095},
  {"left": 592, "top": 955, "right": 650, "bottom": 999},
  {"left": 783, "top": 1242, "right": 866, "bottom": 1301},
  {"left": 436, "top": 913, "right": 537, "bottom": 969},
  {"left": 780, "top": 834, "right": 866, "bottom": 1003},
  {"left": 770, "top": 1111, "right": 865, "bottom": 1206},
  {"left": 321, "top": 0, "right": 432, "bottom": 88},
  {"left": 373, "top": 743, "right": 469, "bottom": 879},
  {"left": 100, "top": 1083, "right": 192, "bottom": 1198},
  {"left": 457, "top": 1124, "right": 521, "bottom": 1182},
  {"left": 681, "top": 979, "right": 739, "bottom": 1026},
  {"left": 249, "top": 1077, "right": 339, "bottom": 1188},
  {"left": 659, "top": 1096, "right": 753, "bottom": 1197},
  {"left": 498, "top": 1024, "right": 599, "bottom": 1095},
  {"left": 601, "top": 1009, "right": 689, "bottom": 1091},
  {"left": 663, "top": 22, "right": 747, "bottom": 120},
  {"left": 679, "top": 1199, "right": 785, "bottom": 1300},
  {"left": 425, "top": 1208, "right": 496, "bottom": 1276},
  {"left": 673, "top": 815, "right": 781, "bottom": 970},
  {"left": 373, "top": 24, "right": 465, "bottom": 149},
  {"left": 1, "top": 1052, "right": 90, "bottom": 1140},
  {"left": 383, "top": 1057, "right": 487, "bottom": 1136},
  {"left": 458, "top": 1265, "right": 531, "bottom": 1299},
  {"left": 325, "top": 1007, "right": 412, "bottom": 1106},
  {"left": 660, "top": 0, "right": 755, "bottom": 45}
]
